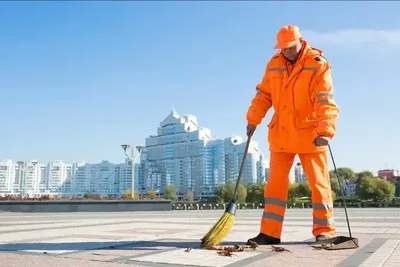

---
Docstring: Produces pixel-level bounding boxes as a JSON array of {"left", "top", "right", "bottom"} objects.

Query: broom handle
[{"left": 232, "top": 136, "right": 251, "bottom": 201}]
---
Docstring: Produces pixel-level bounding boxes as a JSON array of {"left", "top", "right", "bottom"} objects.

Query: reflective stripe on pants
[
  {"left": 260, "top": 152, "right": 294, "bottom": 239},
  {"left": 299, "top": 152, "right": 335, "bottom": 237}
]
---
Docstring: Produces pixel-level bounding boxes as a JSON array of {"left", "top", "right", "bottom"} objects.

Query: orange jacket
[{"left": 246, "top": 41, "right": 339, "bottom": 153}]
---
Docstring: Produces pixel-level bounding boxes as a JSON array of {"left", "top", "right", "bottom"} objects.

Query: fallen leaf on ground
[
  {"left": 247, "top": 240, "right": 259, "bottom": 249},
  {"left": 204, "top": 244, "right": 258, "bottom": 256},
  {"left": 271, "top": 245, "right": 292, "bottom": 253},
  {"left": 217, "top": 250, "right": 235, "bottom": 257}
]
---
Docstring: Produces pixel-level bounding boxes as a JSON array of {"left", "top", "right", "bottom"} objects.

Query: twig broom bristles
[{"left": 200, "top": 137, "right": 251, "bottom": 248}]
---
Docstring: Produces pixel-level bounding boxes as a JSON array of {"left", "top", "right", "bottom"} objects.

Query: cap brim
[{"left": 274, "top": 40, "right": 298, "bottom": 49}]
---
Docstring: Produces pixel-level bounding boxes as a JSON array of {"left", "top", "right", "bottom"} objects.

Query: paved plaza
[{"left": 0, "top": 208, "right": 400, "bottom": 266}]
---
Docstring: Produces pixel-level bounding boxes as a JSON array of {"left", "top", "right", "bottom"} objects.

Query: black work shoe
[
  {"left": 247, "top": 233, "right": 280, "bottom": 245},
  {"left": 315, "top": 234, "right": 331, "bottom": 242}
]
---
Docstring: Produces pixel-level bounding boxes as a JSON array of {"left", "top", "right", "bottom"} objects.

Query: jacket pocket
[
  {"left": 268, "top": 114, "right": 278, "bottom": 129},
  {"left": 295, "top": 114, "right": 317, "bottom": 129}
]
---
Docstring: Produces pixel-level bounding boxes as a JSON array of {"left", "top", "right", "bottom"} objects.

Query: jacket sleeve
[
  {"left": 313, "top": 60, "right": 339, "bottom": 139},
  {"left": 246, "top": 64, "right": 273, "bottom": 126}
]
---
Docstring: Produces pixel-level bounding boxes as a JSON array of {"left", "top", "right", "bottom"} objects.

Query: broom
[{"left": 200, "top": 136, "right": 251, "bottom": 248}]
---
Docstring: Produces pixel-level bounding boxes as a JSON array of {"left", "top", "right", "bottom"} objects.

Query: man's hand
[
  {"left": 313, "top": 136, "right": 330, "bottom": 146},
  {"left": 247, "top": 124, "right": 257, "bottom": 137}
]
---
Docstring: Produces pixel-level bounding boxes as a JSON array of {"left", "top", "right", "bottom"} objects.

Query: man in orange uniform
[{"left": 246, "top": 25, "right": 339, "bottom": 245}]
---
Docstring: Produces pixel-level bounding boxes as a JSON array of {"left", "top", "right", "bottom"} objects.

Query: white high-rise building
[
  {"left": 89, "top": 161, "right": 119, "bottom": 197},
  {"left": 71, "top": 160, "right": 87, "bottom": 196},
  {"left": 68, "top": 159, "right": 140, "bottom": 197},
  {"left": 21, "top": 160, "right": 43, "bottom": 196},
  {"left": 139, "top": 109, "right": 264, "bottom": 199},
  {"left": 46, "top": 160, "right": 72, "bottom": 195},
  {"left": 264, "top": 160, "right": 296, "bottom": 183},
  {"left": 294, "top": 162, "right": 307, "bottom": 183},
  {"left": 289, "top": 163, "right": 296, "bottom": 183},
  {"left": 0, "top": 160, "right": 16, "bottom": 195},
  {"left": 0, "top": 159, "right": 141, "bottom": 198},
  {"left": 223, "top": 136, "right": 261, "bottom": 185},
  {"left": 257, "top": 156, "right": 267, "bottom": 183}
]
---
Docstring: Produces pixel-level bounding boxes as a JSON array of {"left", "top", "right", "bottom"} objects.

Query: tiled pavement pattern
[{"left": 0, "top": 208, "right": 400, "bottom": 266}]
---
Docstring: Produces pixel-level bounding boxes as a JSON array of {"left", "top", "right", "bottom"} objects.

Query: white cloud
[{"left": 302, "top": 29, "right": 400, "bottom": 46}]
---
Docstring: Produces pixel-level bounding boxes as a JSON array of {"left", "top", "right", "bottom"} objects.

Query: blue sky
[{"left": 1, "top": 1, "right": 399, "bottom": 173}]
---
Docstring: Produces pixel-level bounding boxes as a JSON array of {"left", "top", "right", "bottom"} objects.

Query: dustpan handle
[{"left": 328, "top": 144, "right": 353, "bottom": 239}]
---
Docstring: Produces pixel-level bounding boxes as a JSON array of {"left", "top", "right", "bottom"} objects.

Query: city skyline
[
  {"left": 0, "top": 110, "right": 272, "bottom": 199},
  {"left": 0, "top": 2, "right": 399, "bottom": 173},
  {"left": 2, "top": 108, "right": 269, "bottom": 166}
]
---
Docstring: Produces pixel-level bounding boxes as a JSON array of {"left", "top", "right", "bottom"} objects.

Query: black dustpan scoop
[{"left": 312, "top": 236, "right": 360, "bottom": 250}]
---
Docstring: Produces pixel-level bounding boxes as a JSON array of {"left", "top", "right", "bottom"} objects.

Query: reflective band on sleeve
[
  {"left": 303, "top": 66, "right": 317, "bottom": 72},
  {"left": 312, "top": 203, "right": 333, "bottom": 210},
  {"left": 256, "top": 92, "right": 261, "bottom": 96},
  {"left": 265, "top": 197, "right": 286, "bottom": 207},
  {"left": 313, "top": 217, "right": 334, "bottom": 225},
  {"left": 268, "top": 68, "right": 286, "bottom": 72},
  {"left": 317, "top": 99, "right": 333, "bottom": 104},
  {"left": 263, "top": 211, "right": 284, "bottom": 222},
  {"left": 316, "top": 92, "right": 333, "bottom": 97}
]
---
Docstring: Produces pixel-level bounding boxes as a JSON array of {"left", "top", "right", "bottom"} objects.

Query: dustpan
[
  {"left": 312, "top": 236, "right": 359, "bottom": 250},
  {"left": 311, "top": 145, "right": 360, "bottom": 251}
]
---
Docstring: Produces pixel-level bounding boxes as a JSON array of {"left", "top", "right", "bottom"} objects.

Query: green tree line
[
  {"left": 212, "top": 167, "right": 398, "bottom": 204},
  {"left": 152, "top": 167, "right": 400, "bottom": 204}
]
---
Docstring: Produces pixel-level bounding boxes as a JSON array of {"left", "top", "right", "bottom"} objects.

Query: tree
[
  {"left": 356, "top": 177, "right": 376, "bottom": 200},
  {"left": 374, "top": 178, "right": 396, "bottom": 202},
  {"left": 357, "top": 177, "right": 395, "bottom": 202},
  {"left": 215, "top": 196, "right": 224, "bottom": 204},
  {"left": 215, "top": 183, "right": 247, "bottom": 204},
  {"left": 331, "top": 190, "right": 336, "bottom": 201},
  {"left": 298, "top": 182, "right": 311, "bottom": 198},
  {"left": 329, "top": 171, "right": 340, "bottom": 193},
  {"left": 356, "top": 171, "right": 374, "bottom": 180},
  {"left": 164, "top": 184, "right": 178, "bottom": 200},
  {"left": 84, "top": 190, "right": 94, "bottom": 199},
  {"left": 337, "top": 167, "right": 356, "bottom": 180},
  {"left": 287, "top": 182, "right": 299, "bottom": 206},
  {"left": 329, "top": 168, "right": 355, "bottom": 193},
  {"left": 395, "top": 182, "right": 400, "bottom": 197},
  {"left": 246, "top": 183, "right": 265, "bottom": 203},
  {"left": 123, "top": 190, "right": 140, "bottom": 200},
  {"left": 185, "top": 191, "right": 194, "bottom": 202},
  {"left": 147, "top": 190, "right": 156, "bottom": 200}
]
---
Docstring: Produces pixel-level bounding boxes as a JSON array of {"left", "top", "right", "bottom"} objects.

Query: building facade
[
  {"left": 343, "top": 182, "right": 357, "bottom": 196},
  {"left": 378, "top": 169, "right": 400, "bottom": 180},
  {"left": 294, "top": 162, "right": 307, "bottom": 183},
  {"left": 139, "top": 109, "right": 265, "bottom": 199},
  {"left": 0, "top": 159, "right": 140, "bottom": 198}
]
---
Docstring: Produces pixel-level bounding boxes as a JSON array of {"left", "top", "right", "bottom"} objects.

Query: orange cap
[{"left": 274, "top": 25, "right": 302, "bottom": 49}]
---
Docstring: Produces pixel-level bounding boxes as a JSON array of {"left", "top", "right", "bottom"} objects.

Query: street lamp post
[
  {"left": 121, "top": 145, "right": 144, "bottom": 199},
  {"left": 17, "top": 160, "right": 38, "bottom": 198}
]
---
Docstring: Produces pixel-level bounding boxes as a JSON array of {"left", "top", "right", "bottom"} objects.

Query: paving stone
[
  {"left": 129, "top": 248, "right": 262, "bottom": 267},
  {"left": 0, "top": 209, "right": 400, "bottom": 266}
]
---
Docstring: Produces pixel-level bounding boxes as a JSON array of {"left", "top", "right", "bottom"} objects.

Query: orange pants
[{"left": 260, "top": 151, "right": 335, "bottom": 239}]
